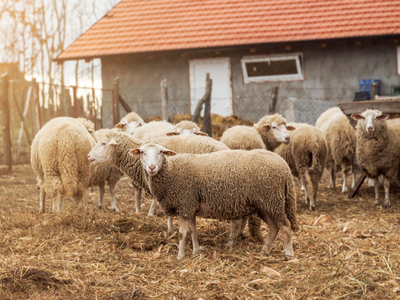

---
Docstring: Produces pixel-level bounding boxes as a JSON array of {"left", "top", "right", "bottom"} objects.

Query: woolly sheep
[
  {"left": 128, "top": 142, "right": 299, "bottom": 260},
  {"left": 220, "top": 113, "right": 295, "bottom": 241},
  {"left": 351, "top": 109, "right": 400, "bottom": 208},
  {"left": 87, "top": 131, "right": 229, "bottom": 231},
  {"left": 166, "top": 120, "right": 207, "bottom": 137},
  {"left": 318, "top": 109, "right": 357, "bottom": 192},
  {"left": 113, "top": 112, "right": 144, "bottom": 135},
  {"left": 275, "top": 123, "right": 327, "bottom": 210},
  {"left": 315, "top": 107, "right": 341, "bottom": 129},
  {"left": 31, "top": 117, "right": 95, "bottom": 212},
  {"left": 88, "top": 129, "right": 124, "bottom": 212}
]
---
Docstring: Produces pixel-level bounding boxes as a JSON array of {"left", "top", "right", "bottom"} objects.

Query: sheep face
[
  {"left": 351, "top": 109, "right": 389, "bottom": 133},
  {"left": 263, "top": 122, "right": 294, "bottom": 144},
  {"left": 87, "top": 138, "right": 118, "bottom": 165},
  {"left": 114, "top": 121, "right": 142, "bottom": 135},
  {"left": 128, "top": 143, "right": 176, "bottom": 176}
]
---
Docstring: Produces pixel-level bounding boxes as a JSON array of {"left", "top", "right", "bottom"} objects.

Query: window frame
[{"left": 241, "top": 52, "right": 304, "bottom": 84}]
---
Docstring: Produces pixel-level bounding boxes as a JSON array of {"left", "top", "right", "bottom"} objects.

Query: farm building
[{"left": 56, "top": 0, "right": 400, "bottom": 128}]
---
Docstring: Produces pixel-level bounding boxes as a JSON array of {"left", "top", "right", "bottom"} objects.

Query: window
[
  {"left": 397, "top": 46, "right": 400, "bottom": 75},
  {"left": 241, "top": 53, "right": 304, "bottom": 83}
]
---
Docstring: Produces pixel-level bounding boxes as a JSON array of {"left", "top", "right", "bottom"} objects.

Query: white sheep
[
  {"left": 128, "top": 142, "right": 299, "bottom": 260},
  {"left": 317, "top": 108, "right": 357, "bottom": 192},
  {"left": 31, "top": 117, "right": 95, "bottom": 212},
  {"left": 275, "top": 123, "right": 327, "bottom": 210},
  {"left": 351, "top": 109, "right": 400, "bottom": 208},
  {"left": 113, "top": 112, "right": 144, "bottom": 135}
]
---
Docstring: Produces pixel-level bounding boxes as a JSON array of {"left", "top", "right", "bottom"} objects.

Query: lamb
[
  {"left": 351, "top": 109, "right": 400, "bottom": 208},
  {"left": 275, "top": 123, "right": 327, "bottom": 210},
  {"left": 87, "top": 131, "right": 229, "bottom": 231},
  {"left": 129, "top": 142, "right": 299, "bottom": 260},
  {"left": 113, "top": 112, "right": 144, "bottom": 135},
  {"left": 133, "top": 121, "right": 174, "bottom": 141},
  {"left": 31, "top": 117, "right": 95, "bottom": 212},
  {"left": 88, "top": 129, "right": 124, "bottom": 212},
  {"left": 318, "top": 109, "right": 357, "bottom": 192},
  {"left": 220, "top": 113, "right": 295, "bottom": 241}
]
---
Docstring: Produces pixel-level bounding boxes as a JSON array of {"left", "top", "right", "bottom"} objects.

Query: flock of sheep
[{"left": 30, "top": 106, "right": 399, "bottom": 260}]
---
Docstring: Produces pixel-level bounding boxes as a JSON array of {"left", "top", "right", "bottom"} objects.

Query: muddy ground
[{"left": 0, "top": 164, "right": 399, "bottom": 299}]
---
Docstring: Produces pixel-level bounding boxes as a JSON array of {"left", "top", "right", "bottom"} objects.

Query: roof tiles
[{"left": 57, "top": 0, "right": 400, "bottom": 61}]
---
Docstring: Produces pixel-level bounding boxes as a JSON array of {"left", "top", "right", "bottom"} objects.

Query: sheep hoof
[
  {"left": 309, "top": 205, "right": 315, "bottom": 211},
  {"left": 251, "top": 234, "right": 264, "bottom": 243},
  {"left": 111, "top": 207, "right": 120, "bottom": 213},
  {"left": 226, "top": 240, "right": 236, "bottom": 248},
  {"left": 383, "top": 202, "right": 390, "bottom": 209},
  {"left": 177, "top": 254, "right": 185, "bottom": 261},
  {"left": 342, "top": 187, "right": 348, "bottom": 193},
  {"left": 135, "top": 209, "right": 141, "bottom": 213},
  {"left": 373, "top": 201, "right": 380, "bottom": 207},
  {"left": 98, "top": 206, "right": 104, "bottom": 211},
  {"left": 147, "top": 211, "right": 154, "bottom": 216}
]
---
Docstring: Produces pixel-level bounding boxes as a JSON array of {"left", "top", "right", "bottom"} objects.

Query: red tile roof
[{"left": 57, "top": 0, "right": 400, "bottom": 61}]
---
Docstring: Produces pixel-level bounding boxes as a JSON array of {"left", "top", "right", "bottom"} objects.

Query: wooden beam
[
  {"left": 1, "top": 73, "right": 12, "bottom": 173},
  {"left": 338, "top": 100, "right": 400, "bottom": 116},
  {"left": 119, "top": 94, "right": 132, "bottom": 113},
  {"left": 348, "top": 171, "right": 367, "bottom": 199}
]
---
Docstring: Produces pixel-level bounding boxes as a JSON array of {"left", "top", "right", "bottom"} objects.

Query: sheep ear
[
  {"left": 128, "top": 148, "right": 142, "bottom": 156},
  {"left": 108, "top": 139, "right": 118, "bottom": 145},
  {"left": 162, "top": 150, "right": 177, "bottom": 156},
  {"left": 262, "top": 124, "right": 271, "bottom": 130},
  {"left": 166, "top": 132, "right": 179, "bottom": 136},
  {"left": 376, "top": 114, "right": 389, "bottom": 120},
  {"left": 114, "top": 123, "right": 125, "bottom": 128},
  {"left": 88, "top": 129, "right": 94, "bottom": 133},
  {"left": 195, "top": 131, "right": 208, "bottom": 136},
  {"left": 286, "top": 126, "right": 296, "bottom": 131},
  {"left": 351, "top": 114, "right": 365, "bottom": 121}
]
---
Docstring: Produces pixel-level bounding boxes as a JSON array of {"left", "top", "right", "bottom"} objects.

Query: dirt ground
[{"left": 0, "top": 164, "right": 399, "bottom": 299}]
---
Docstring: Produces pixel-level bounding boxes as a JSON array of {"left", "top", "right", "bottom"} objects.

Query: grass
[{"left": 0, "top": 165, "right": 399, "bottom": 299}]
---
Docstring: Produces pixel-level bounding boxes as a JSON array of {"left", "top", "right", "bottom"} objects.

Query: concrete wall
[{"left": 101, "top": 38, "right": 400, "bottom": 128}]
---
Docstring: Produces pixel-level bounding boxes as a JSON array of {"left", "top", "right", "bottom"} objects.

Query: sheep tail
[
  {"left": 309, "top": 149, "right": 321, "bottom": 173},
  {"left": 285, "top": 175, "right": 299, "bottom": 232}
]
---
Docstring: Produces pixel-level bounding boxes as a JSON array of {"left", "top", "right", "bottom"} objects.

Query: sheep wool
[
  {"left": 275, "top": 123, "right": 327, "bottom": 210},
  {"left": 133, "top": 121, "right": 174, "bottom": 141},
  {"left": 31, "top": 117, "right": 95, "bottom": 212},
  {"left": 220, "top": 126, "right": 266, "bottom": 150},
  {"left": 315, "top": 107, "right": 341, "bottom": 129}
]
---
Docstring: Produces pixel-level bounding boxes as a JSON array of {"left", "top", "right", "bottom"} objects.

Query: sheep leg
[
  {"left": 98, "top": 182, "right": 105, "bottom": 210},
  {"left": 279, "top": 224, "right": 294, "bottom": 257},
  {"left": 39, "top": 188, "right": 46, "bottom": 213},
  {"left": 373, "top": 178, "right": 380, "bottom": 206},
  {"left": 260, "top": 213, "right": 279, "bottom": 255},
  {"left": 368, "top": 178, "right": 375, "bottom": 187},
  {"left": 148, "top": 198, "right": 157, "bottom": 216},
  {"left": 134, "top": 188, "right": 142, "bottom": 213},
  {"left": 227, "top": 220, "right": 242, "bottom": 247},
  {"left": 383, "top": 178, "right": 391, "bottom": 209},
  {"left": 109, "top": 183, "right": 119, "bottom": 213},
  {"left": 189, "top": 218, "right": 200, "bottom": 255},
  {"left": 237, "top": 216, "right": 248, "bottom": 238},
  {"left": 300, "top": 177, "right": 309, "bottom": 205},
  {"left": 167, "top": 217, "right": 173, "bottom": 234},
  {"left": 177, "top": 217, "right": 190, "bottom": 261},
  {"left": 53, "top": 193, "right": 63, "bottom": 212},
  {"left": 351, "top": 173, "right": 357, "bottom": 189},
  {"left": 248, "top": 215, "right": 263, "bottom": 242},
  {"left": 329, "top": 167, "right": 336, "bottom": 189},
  {"left": 341, "top": 164, "right": 349, "bottom": 193}
]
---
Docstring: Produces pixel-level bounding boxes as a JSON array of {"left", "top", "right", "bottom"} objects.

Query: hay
[{"left": 0, "top": 164, "right": 400, "bottom": 299}]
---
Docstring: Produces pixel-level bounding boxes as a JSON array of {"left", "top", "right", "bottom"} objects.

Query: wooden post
[
  {"left": 92, "top": 88, "right": 97, "bottom": 130},
  {"left": 35, "top": 80, "right": 42, "bottom": 128},
  {"left": 161, "top": 79, "right": 169, "bottom": 121},
  {"left": 112, "top": 77, "right": 120, "bottom": 123},
  {"left": 202, "top": 76, "right": 212, "bottom": 137},
  {"left": 72, "top": 86, "right": 78, "bottom": 118},
  {"left": 372, "top": 82, "right": 378, "bottom": 100},
  {"left": 119, "top": 94, "right": 132, "bottom": 113},
  {"left": 270, "top": 86, "right": 279, "bottom": 114},
  {"left": 192, "top": 73, "right": 213, "bottom": 123},
  {"left": 1, "top": 73, "right": 12, "bottom": 173},
  {"left": 15, "top": 86, "right": 32, "bottom": 159}
]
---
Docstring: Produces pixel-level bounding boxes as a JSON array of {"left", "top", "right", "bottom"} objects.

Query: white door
[{"left": 189, "top": 57, "right": 233, "bottom": 117}]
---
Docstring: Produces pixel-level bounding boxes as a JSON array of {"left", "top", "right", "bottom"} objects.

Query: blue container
[{"left": 359, "top": 79, "right": 381, "bottom": 100}]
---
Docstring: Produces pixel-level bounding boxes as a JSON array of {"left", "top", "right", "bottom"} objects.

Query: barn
[{"left": 56, "top": 0, "right": 400, "bottom": 128}]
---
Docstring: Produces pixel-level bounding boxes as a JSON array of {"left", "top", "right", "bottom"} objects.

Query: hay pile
[
  {"left": 144, "top": 113, "right": 254, "bottom": 140},
  {"left": 0, "top": 164, "right": 400, "bottom": 299}
]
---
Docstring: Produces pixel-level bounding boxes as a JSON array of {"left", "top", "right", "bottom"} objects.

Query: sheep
[
  {"left": 87, "top": 131, "right": 229, "bottom": 231},
  {"left": 31, "top": 117, "right": 95, "bottom": 212},
  {"left": 128, "top": 142, "right": 299, "bottom": 260},
  {"left": 315, "top": 107, "right": 341, "bottom": 129},
  {"left": 318, "top": 109, "right": 357, "bottom": 192},
  {"left": 351, "top": 109, "right": 400, "bottom": 208},
  {"left": 275, "top": 123, "right": 327, "bottom": 210},
  {"left": 88, "top": 129, "right": 124, "bottom": 212},
  {"left": 166, "top": 120, "right": 207, "bottom": 136},
  {"left": 220, "top": 113, "right": 295, "bottom": 241},
  {"left": 113, "top": 112, "right": 144, "bottom": 135}
]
